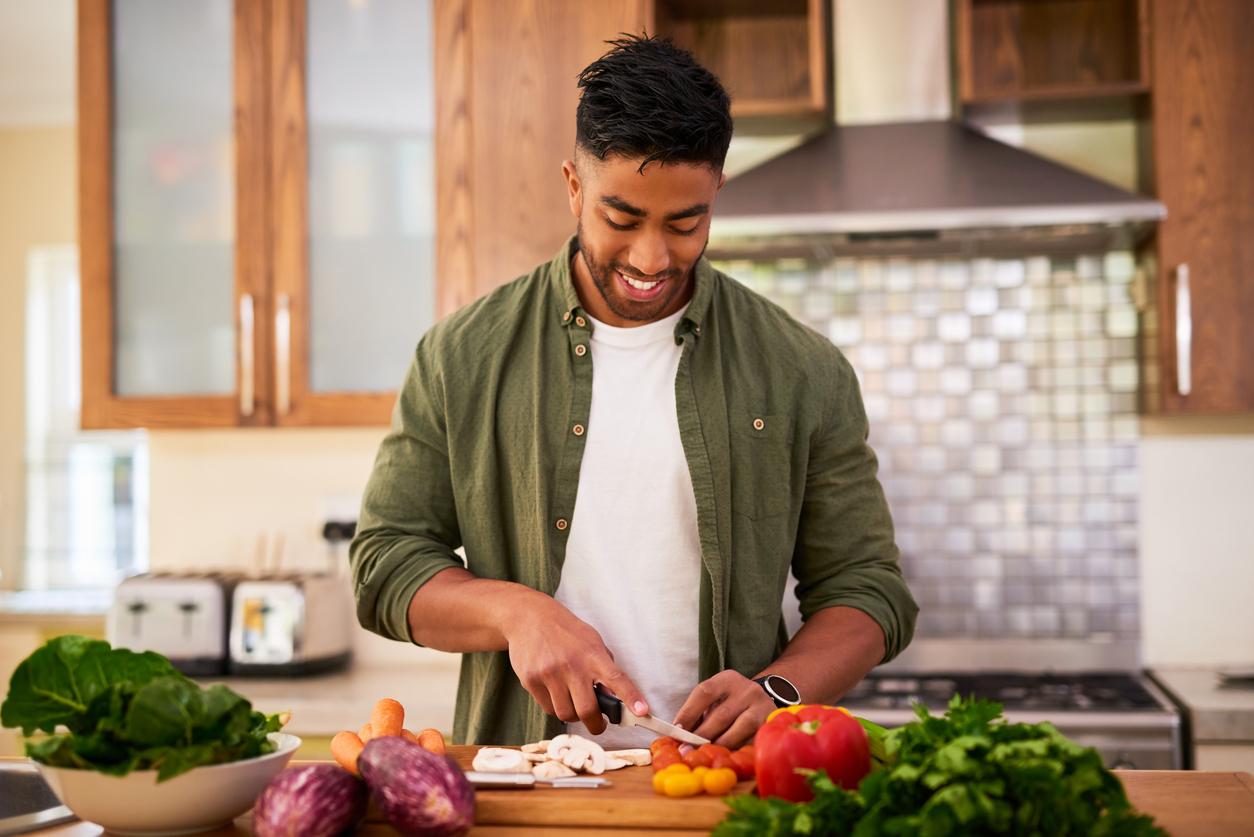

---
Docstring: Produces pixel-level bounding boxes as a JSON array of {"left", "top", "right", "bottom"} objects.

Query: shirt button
[
  {"left": 555, "top": 518, "right": 569, "bottom": 531},
  {"left": 575, "top": 316, "right": 587, "bottom": 328},
  {"left": 753, "top": 417, "right": 765, "bottom": 431},
  {"left": 574, "top": 344, "right": 587, "bottom": 357},
  {"left": 562, "top": 311, "right": 572, "bottom": 323},
  {"left": 572, "top": 423, "right": 585, "bottom": 436}
]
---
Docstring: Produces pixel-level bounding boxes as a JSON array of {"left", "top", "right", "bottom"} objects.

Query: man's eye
[
  {"left": 605, "top": 217, "right": 635, "bottom": 231},
  {"left": 671, "top": 225, "right": 699, "bottom": 236}
]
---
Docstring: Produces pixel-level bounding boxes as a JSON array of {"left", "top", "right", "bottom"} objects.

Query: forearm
[
  {"left": 406, "top": 566, "right": 549, "bottom": 652},
  {"left": 755, "top": 606, "right": 885, "bottom": 705}
]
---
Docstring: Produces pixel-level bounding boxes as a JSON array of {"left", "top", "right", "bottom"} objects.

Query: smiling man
[{"left": 351, "top": 35, "right": 917, "bottom": 749}]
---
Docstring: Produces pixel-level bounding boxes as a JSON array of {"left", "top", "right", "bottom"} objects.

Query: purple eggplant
[
  {"left": 253, "top": 763, "right": 368, "bottom": 837},
  {"left": 359, "top": 736, "right": 475, "bottom": 836}
]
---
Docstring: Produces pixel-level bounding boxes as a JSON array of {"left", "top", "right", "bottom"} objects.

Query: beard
[{"left": 576, "top": 220, "right": 700, "bottom": 323}]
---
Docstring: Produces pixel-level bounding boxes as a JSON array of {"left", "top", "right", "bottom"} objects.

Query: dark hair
[{"left": 575, "top": 34, "right": 733, "bottom": 172}]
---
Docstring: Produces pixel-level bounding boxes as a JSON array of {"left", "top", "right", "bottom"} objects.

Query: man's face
[{"left": 563, "top": 152, "right": 725, "bottom": 327}]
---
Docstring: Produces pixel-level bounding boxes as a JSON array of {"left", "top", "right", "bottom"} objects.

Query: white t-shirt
[{"left": 554, "top": 306, "right": 702, "bottom": 749}]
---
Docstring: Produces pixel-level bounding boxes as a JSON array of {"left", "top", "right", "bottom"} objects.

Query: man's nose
[{"left": 627, "top": 233, "right": 669, "bottom": 277}]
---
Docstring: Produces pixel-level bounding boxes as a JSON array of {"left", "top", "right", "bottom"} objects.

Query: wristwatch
[{"left": 753, "top": 674, "right": 801, "bottom": 709}]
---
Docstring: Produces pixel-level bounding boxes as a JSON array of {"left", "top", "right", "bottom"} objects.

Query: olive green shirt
[{"left": 350, "top": 237, "right": 918, "bottom": 745}]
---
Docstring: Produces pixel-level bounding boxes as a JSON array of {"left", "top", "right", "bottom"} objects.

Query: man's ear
[
  {"left": 561, "top": 159, "right": 582, "bottom": 219},
  {"left": 717, "top": 171, "right": 727, "bottom": 191}
]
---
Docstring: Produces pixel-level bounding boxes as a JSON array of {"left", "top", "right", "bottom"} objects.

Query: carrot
[
  {"left": 401, "top": 728, "right": 421, "bottom": 745},
  {"left": 359, "top": 722, "right": 374, "bottom": 743},
  {"left": 371, "top": 698, "right": 404, "bottom": 737},
  {"left": 331, "top": 731, "right": 364, "bottom": 775},
  {"left": 417, "top": 727, "right": 446, "bottom": 755}
]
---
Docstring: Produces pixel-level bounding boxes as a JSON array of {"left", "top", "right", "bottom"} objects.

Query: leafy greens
[
  {"left": 715, "top": 695, "right": 1166, "bottom": 837},
  {"left": 1, "top": 635, "right": 283, "bottom": 782}
]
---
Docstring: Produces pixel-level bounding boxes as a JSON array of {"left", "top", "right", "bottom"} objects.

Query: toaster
[
  {"left": 228, "top": 574, "right": 353, "bottom": 676},
  {"left": 108, "top": 573, "right": 239, "bottom": 675}
]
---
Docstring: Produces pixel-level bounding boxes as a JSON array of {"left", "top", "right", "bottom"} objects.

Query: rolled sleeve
[
  {"left": 350, "top": 339, "right": 465, "bottom": 644},
  {"left": 792, "top": 354, "right": 919, "bottom": 662}
]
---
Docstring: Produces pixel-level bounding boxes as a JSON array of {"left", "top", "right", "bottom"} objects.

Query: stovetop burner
[{"left": 843, "top": 671, "right": 1163, "bottom": 712}]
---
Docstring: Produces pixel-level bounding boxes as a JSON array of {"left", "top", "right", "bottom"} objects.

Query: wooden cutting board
[{"left": 447, "top": 745, "right": 742, "bottom": 831}]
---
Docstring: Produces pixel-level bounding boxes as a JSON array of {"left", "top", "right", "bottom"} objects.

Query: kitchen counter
[
  {"left": 13, "top": 751, "right": 1254, "bottom": 835},
  {"left": 197, "top": 663, "right": 461, "bottom": 737},
  {"left": 1152, "top": 667, "right": 1254, "bottom": 742}
]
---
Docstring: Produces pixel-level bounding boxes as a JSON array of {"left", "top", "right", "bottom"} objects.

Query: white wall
[{"left": 1139, "top": 421, "right": 1254, "bottom": 666}]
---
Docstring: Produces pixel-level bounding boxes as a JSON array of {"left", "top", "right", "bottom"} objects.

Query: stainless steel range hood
[{"left": 709, "top": 121, "right": 1165, "bottom": 241}]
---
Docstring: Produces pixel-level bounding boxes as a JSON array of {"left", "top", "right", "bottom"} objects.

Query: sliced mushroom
[
  {"left": 520, "top": 740, "right": 551, "bottom": 754},
  {"left": 606, "top": 748, "right": 652, "bottom": 766},
  {"left": 604, "top": 756, "right": 631, "bottom": 771},
  {"left": 472, "top": 747, "right": 530, "bottom": 773},
  {"left": 522, "top": 750, "right": 549, "bottom": 763},
  {"left": 546, "top": 734, "right": 608, "bottom": 775},
  {"left": 532, "top": 760, "right": 577, "bottom": 779}
]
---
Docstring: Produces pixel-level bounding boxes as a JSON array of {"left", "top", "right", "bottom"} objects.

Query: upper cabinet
[
  {"left": 1147, "top": 0, "right": 1254, "bottom": 414},
  {"left": 82, "top": 0, "right": 829, "bottom": 428},
  {"left": 954, "top": 0, "right": 1150, "bottom": 105},
  {"left": 79, "top": 0, "right": 437, "bottom": 428}
]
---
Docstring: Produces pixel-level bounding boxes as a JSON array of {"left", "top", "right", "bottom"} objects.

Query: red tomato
[
  {"left": 682, "top": 748, "right": 713, "bottom": 769},
  {"left": 729, "top": 746, "right": 756, "bottom": 780},
  {"left": 753, "top": 705, "right": 870, "bottom": 802},
  {"left": 649, "top": 736, "right": 680, "bottom": 756},
  {"left": 651, "top": 747, "right": 683, "bottom": 772}
]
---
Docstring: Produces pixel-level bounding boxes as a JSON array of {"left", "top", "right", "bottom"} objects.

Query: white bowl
[{"left": 33, "top": 732, "right": 301, "bottom": 836}]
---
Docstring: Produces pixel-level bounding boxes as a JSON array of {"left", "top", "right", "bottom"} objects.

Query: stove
[{"left": 841, "top": 671, "right": 1184, "bottom": 770}]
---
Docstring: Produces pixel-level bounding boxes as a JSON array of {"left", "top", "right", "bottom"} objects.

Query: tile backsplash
[{"left": 715, "top": 251, "right": 1143, "bottom": 641}]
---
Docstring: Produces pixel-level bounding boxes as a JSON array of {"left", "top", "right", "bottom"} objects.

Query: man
[{"left": 351, "top": 35, "right": 917, "bottom": 749}]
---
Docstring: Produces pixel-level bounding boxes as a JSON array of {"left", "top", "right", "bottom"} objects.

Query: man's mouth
[{"left": 616, "top": 270, "right": 667, "bottom": 301}]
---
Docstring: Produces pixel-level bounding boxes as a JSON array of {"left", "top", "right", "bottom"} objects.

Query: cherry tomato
[
  {"left": 649, "top": 736, "right": 680, "bottom": 756},
  {"left": 682, "top": 748, "right": 713, "bottom": 769},
  {"left": 662, "top": 771, "right": 704, "bottom": 798},
  {"left": 651, "top": 747, "right": 683, "bottom": 772},
  {"left": 729, "top": 746, "right": 756, "bottom": 781},
  {"left": 703, "top": 767, "right": 738, "bottom": 796}
]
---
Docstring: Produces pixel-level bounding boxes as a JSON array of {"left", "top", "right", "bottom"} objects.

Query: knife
[
  {"left": 464, "top": 771, "right": 612, "bottom": 789},
  {"left": 594, "top": 684, "right": 710, "bottom": 745}
]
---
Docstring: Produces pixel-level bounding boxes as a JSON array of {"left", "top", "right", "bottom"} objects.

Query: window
[{"left": 20, "top": 246, "right": 148, "bottom": 591}]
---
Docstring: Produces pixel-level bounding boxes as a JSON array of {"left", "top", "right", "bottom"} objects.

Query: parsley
[{"left": 715, "top": 695, "right": 1166, "bottom": 836}]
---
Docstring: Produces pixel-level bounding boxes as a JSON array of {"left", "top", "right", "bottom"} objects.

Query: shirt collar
[{"left": 550, "top": 234, "right": 714, "bottom": 343}]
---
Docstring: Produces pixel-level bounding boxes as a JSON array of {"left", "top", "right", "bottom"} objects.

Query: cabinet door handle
[
  {"left": 239, "top": 293, "right": 255, "bottom": 417},
  {"left": 1175, "top": 264, "right": 1192, "bottom": 397},
  {"left": 275, "top": 293, "right": 292, "bottom": 416}
]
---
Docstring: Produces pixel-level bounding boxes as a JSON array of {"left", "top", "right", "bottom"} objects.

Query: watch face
[{"left": 767, "top": 675, "right": 800, "bottom": 704}]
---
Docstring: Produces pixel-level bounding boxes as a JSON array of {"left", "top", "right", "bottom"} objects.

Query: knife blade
[
  {"left": 464, "top": 770, "right": 612, "bottom": 789},
  {"left": 594, "top": 684, "right": 709, "bottom": 746}
]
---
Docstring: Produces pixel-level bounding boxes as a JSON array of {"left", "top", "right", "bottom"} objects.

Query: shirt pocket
[{"left": 729, "top": 410, "right": 794, "bottom": 520}]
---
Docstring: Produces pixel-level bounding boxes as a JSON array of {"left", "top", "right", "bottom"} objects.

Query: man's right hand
[{"left": 503, "top": 596, "right": 649, "bottom": 735}]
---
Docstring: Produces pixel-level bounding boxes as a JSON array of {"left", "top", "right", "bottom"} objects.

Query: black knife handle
[{"left": 594, "top": 684, "right": 622, "bottom": 724}]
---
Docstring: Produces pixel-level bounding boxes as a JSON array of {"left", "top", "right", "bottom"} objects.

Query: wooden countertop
[{"left": 11, "top": 749, "right": 1254, "bottom": 836}]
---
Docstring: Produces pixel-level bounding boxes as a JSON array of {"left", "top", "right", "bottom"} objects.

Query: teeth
[{"left": 621, "top": 273, "right": 660, "bottom": 291}]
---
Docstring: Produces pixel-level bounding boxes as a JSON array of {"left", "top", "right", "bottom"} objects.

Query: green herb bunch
[
  {"left": 1, "top": 635, "right": 284, "bottom": 782},
  {"left": 715, "top": 695, "right": 1167, "bottom": 837}
]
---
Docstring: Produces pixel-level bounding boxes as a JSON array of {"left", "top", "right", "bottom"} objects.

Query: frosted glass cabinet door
[
  {"left": 305, "top": 0, "right": 436, "bottom": 394},
  {"left": 112, "top": 0, "right": 236, "bottom": 397}
]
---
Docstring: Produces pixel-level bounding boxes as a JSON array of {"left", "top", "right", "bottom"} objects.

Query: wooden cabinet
[
  {"left": 80, "top": 0, "right": 438, "bottom": 428},
  {"left": 1148, "top": 0, "right": 1254, "bottom": 414},
  {"left": 954, "top": 0, "right": 1150, "bottom": 104},
  {"left": 437, "top": 0, "right": 831, "bottom": 305},
  {"left": 83, "top": 0, "right": 830, "bottom": 428}
]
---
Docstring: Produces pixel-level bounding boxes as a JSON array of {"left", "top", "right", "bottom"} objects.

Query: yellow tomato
[
  {"left": 692, "top": 766, "right": 710, "bottom": 779},
  {"left": 662, "top": 771, "right": 704, "bottom": 798},
  {"left": 702, "top": 767, "right": 738, "bottom": 796}
]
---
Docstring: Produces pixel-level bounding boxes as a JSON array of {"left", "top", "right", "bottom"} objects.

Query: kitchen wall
[{"left": 0, "top": 126, "right": 78, "bottom": 592}]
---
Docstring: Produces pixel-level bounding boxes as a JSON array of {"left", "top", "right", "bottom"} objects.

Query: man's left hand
[{"left": 672, "top": 670, "right": 776, "bottom": 749}]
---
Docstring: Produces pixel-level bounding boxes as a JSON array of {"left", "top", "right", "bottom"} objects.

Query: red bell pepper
[{"left": 753, "top": 704, "right": 870, "bottom": 802}]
